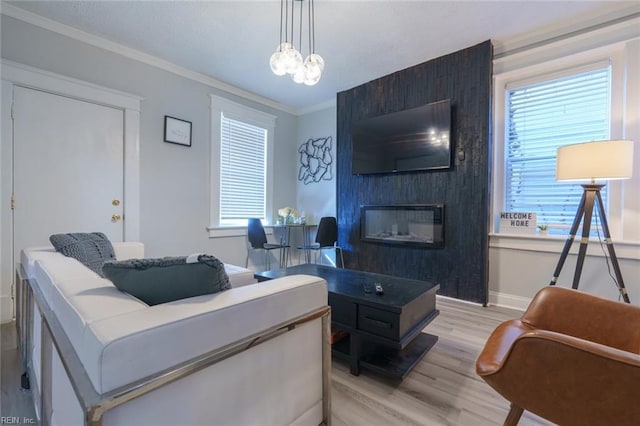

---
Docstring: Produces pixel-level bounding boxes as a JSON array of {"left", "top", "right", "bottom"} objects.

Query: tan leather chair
[{"left": 476, "top": 286, "right": 640, "bottom": 426}]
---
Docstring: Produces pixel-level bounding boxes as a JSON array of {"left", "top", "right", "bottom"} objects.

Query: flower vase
[{"left": 286, "top": 213, "right": 295, "bottom": 224}]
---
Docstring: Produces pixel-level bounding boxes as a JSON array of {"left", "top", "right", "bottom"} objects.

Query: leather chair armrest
[
  {"left": 476, "top": 319, "right": 534, "bottom": 376},
  {"left": 521, "top": 286, "right": 640, "bottom": 353}
]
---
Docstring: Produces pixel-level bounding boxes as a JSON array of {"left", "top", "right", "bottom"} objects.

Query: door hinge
[{"left": 11, "top": 194, "right": 16, "bottom": 210}]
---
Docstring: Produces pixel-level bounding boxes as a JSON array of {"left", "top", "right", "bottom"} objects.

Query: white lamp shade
[{"left": 556, "top": 140, "right": 634, "bottom": 181}]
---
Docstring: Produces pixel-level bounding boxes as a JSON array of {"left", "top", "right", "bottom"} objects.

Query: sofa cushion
[
  {"left": 112, "top": 242, "right": 145, "bottom": 261},
  {"left": 102, "top": 255, "right": 231, "bottom": 306},
  {"left": 50, "top": 232, "right": 115, "bottom": 277},
  {"left": 224, "top": 263, "right": 257, "bottom": 287}
]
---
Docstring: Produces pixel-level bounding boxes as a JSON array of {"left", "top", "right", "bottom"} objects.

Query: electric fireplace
[{"left": 360, "top": 204, "right": 445, "bottom": 248}]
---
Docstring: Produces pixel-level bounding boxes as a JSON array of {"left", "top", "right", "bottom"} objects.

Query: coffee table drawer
[{"left": 358, "top": 306, "right": 398, "bottom": 340}]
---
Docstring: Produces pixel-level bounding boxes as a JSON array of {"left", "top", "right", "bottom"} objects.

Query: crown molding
[
  {"left": 1, "top": 2, "right": 299, "bottom": 115},
  {"left": 493, "top": 5, "right": 640, "bottom": 59},
  {"left": 493, "top": 14, "right": 640, "bottom": 76},
  {"left": 1, "top": 59, "right": 143, "bottom": 110}
]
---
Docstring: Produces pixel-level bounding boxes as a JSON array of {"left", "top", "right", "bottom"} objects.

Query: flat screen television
[{"left": 351, "top": 99, "right": 451, "bottom": 175}]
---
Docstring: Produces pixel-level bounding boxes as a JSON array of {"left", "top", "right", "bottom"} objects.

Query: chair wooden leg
[{"left": 503, "top": 403, "right": 524, "bottom": 426}]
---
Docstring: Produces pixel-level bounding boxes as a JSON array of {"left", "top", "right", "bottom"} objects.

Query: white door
[{"left": 12, "top": 86, "right": 125, "bottom": 259}]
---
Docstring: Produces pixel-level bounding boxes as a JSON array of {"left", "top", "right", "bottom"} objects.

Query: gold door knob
[
  {"left": 112, "top": 199, "right": 120, "bottom": 206},
  {"left": 112, "top": 213, "right": 121, "bottom": 222}
]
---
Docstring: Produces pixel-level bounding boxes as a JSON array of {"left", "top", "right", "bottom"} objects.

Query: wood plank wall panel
[{"left": 336, "top": 41, "right": 493, "bottom": 304}]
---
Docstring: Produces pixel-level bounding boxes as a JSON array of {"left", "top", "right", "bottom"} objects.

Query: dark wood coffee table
[{"left": 255, "top": 264, "right": 439, "bottom": 379}]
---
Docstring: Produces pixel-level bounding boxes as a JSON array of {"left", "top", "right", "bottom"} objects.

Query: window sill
[
  {"left": 207, "top": 226, "right": 275, "bottom": 239},
  {"left": 489, "top": 233, "right": 640, "bottom": 260}
]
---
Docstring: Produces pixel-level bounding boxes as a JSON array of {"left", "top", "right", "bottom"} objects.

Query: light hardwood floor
[
  {"left": 0, "top": 297, "right": 552, "bottom": 426},
  {"left": 1, "top": 318, "right": 37, "bottom": 424},
  {"left": 331, "top": 297, "right": 551, "bottom": 425}
]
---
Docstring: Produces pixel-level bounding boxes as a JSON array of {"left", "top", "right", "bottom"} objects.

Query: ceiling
[{"left": 4, "top": 1, "right": 638, "bottom": 113}]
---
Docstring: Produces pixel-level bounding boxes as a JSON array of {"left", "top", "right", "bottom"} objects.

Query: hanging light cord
[
  {"left": 278, "top": 0, "right": 284, "bottom": 50},
  {"left": 285, "top": 0, "right": 289, "bottom": 46},
  {"left": 311, "top": 0, "right": 316, "bottom": 54},
  {"left": 290, "top": 0, "right": 295, "bottom": 48},
  {"left": 307, "top": 0, "right": 312, "bottom": 54},
  {"left": 298, "top": 0, "right": 303, "bottom": 54}
]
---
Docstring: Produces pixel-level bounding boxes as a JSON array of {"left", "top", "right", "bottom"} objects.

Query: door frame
[{"left": 1, "top": 59, "right": 142, "bottom": 322}]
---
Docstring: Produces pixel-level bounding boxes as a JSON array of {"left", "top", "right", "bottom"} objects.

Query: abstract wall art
[{"left": 298, "top": 136, "right": 333, "bottom": 184}]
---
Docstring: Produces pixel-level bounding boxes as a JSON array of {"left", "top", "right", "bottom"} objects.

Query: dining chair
[
  {"left": 246, "top": 218, "right": 289, "bottom": 270},
  {"left": 297, "top": 216, "right": 344, "bottom": 267}
]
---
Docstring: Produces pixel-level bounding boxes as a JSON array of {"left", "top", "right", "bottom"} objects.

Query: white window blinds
[
  {"left": 505, "top": 66, "right": 611, "bottom": 232},
  {"left": 220, "top": 114, "right": 267, "bottom": 222}
]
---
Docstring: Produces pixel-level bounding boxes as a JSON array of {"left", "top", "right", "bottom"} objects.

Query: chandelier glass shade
[{"left": 269, "top": 0, "right": 324, "bottom": 86}]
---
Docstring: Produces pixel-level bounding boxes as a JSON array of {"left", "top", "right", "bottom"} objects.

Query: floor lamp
[{"left": 549, "top": 140, "right": 634, "bottom": 303}]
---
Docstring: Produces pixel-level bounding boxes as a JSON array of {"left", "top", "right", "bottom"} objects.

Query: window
[
  {"left": 504, "top": 65, "right": 611, "bottom": 233},
  {"left": 220, "top": 117, "right": 266, "bottom": 223},
  {"left": 210, "top": 95, "right": 276, "bottom": 230}
]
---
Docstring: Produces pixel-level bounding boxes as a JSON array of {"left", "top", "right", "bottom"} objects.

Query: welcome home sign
[{"left": 499, "top": 212, "right": 537, "bottom": 235}]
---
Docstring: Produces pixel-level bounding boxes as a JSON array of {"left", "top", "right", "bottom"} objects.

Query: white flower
[{"left": 278, "top": 207, "right": 292, "bottom": 217}]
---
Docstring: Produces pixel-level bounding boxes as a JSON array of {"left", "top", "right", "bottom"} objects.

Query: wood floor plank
[
  {"left": 331, "top": 296, "right": 554, "bottom": 426},
  {"left": 1, "top": 322, "right": 37, "bottom": 424}
]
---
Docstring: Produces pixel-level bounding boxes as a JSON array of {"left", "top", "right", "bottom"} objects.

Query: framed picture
[{"left": 164, "top": 116, "right": 192, "bottom": 147}]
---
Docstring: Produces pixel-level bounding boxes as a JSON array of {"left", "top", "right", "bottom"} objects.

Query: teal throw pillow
[
  {"left": 49, "top": 232, "right": 115, "bottom": 277},
  {"left": 102, "top": 255, "right": 231, "bottom": 306}
]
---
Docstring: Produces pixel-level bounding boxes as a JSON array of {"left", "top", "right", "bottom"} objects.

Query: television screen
[{"left": 351, "top": 99, "right": 451, "bottom": 175}]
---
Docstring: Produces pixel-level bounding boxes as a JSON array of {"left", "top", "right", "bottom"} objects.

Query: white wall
[
  {"left": 489, "top": 237, "right": 640, "bottom": 310},
  {"left": 289, "top": 107, "right": 338, "bottom": 265},
  {"left": 0, "top": 15, "right": 302, "bottom": 321},
  {"left": 295, "top": 107, "right": 337, "bottom": 224}
]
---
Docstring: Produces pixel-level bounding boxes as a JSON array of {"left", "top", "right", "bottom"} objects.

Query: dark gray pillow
[
  {"left": 49, "top": 232, "right": 115, "bottom": 277},
  {"left": 102, "top": 255, "right": 231, "bottom": 306}
]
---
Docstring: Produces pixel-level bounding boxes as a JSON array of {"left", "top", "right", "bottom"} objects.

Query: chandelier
[{"left": 269, "top": 0, "right": 324, "bottom": 86}]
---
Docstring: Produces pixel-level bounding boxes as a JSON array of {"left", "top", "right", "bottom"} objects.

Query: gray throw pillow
[
  {"left": 49, "top": 232, "right": 115, "bottom": 277},
  {"left": 102, "top": 255, "right": 231, "bottom": 306}
]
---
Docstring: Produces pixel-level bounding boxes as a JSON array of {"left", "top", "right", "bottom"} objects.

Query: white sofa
[{"left": 17, "top": 242, "right": 330, "bottom": 426}]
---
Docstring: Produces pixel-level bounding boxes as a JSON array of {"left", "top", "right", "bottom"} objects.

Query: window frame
[
  {"left": 492, "top": 46, "right": 626, "bottom": 240},
  {"left": 209, "top": 95, "right": 276, "bottom": 236},
  {"left": 504, "top": 62, "right": 612, "bottom": 234}
]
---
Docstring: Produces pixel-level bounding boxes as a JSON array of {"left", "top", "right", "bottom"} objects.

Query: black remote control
[{"left": 375, "top": 283, "right": 384, "bottom": 295}]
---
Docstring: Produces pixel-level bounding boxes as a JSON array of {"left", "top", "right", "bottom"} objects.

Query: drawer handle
[{"left": 364, "top": 316, "right": 392, "bottom": 329}]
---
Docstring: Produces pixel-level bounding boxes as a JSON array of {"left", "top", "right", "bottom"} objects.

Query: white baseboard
[
  {"left": 488, "top": 291, "right": 531, "bottom": 311},
  {"left": 1, "top": 294, "right": 14, "bottom": 323},
  {"left": 436, "top": 294, "right": 484, "bottom": 307}
]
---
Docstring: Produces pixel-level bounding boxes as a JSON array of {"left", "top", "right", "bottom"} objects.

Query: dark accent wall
[{"left": 336, "top": 41, "right": 492, "bottom": 304}]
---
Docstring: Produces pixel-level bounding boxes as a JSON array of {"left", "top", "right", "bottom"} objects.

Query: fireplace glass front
[{"left": 361, "top": 204, "right": 444, "bottom": 248}]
